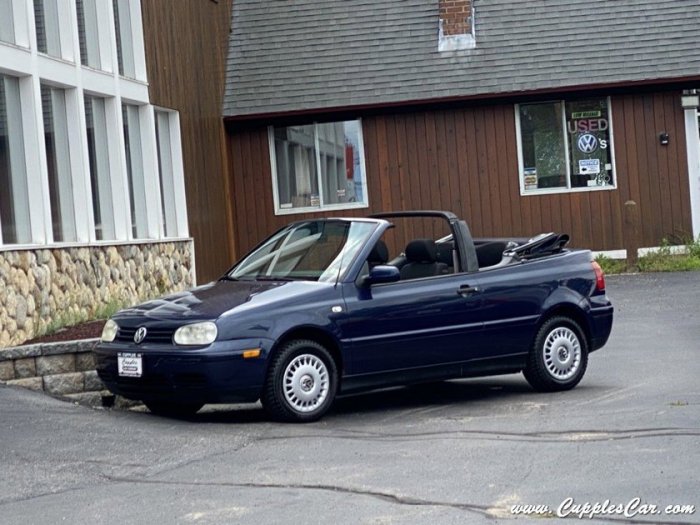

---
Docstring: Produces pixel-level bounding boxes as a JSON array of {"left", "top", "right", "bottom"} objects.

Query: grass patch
[
  {"left": 639, "top": 237, "right": 700, "bottom": 273},
  {"left": 597, "top": 237, "right": 700, "bottom": 274},
  {"left": 35, "top": 298, "right": 130, "bottom": 339},
  {"left": 594, "top": 254, "right": 627, "bottom": 275}
]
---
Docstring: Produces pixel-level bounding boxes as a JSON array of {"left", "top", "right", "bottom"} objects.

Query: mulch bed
[{"left": 20, "top": 320, "right": 107, "bottom": 345}]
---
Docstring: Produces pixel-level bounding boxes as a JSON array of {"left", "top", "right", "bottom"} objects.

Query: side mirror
[{"left": 361, "top": 265, "right": 400, "bottom": 287}]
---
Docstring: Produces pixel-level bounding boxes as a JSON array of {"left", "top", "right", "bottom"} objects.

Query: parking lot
[{"left": 0, "top": 272, "right": 698, "bottom": 524}]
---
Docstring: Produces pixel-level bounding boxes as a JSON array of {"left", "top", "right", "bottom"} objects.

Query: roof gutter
[{"left": 223, "top": 74, "right": 700, "bottom": 123}]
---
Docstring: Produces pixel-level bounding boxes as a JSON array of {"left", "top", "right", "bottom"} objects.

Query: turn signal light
[{"left": 243, "top": 348, "right": 261, "bottom": 359}]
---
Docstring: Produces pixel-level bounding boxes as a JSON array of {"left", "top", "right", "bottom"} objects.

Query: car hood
[{"left": 115, "top": 279, "right": 303, "bottom": 321}]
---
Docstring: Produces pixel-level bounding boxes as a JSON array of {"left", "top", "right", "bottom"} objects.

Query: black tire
[
  {"left": 144, "top": 400, "right": 204, "bottom": 417},
  {"left": 523, "top": 316, "right": 589, "bottom": 392},
  {"left": 261, "top": 339, "right": 338, "bottom": 423}
]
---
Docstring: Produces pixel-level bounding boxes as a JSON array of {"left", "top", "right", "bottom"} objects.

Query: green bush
[
  {"left": 596, "top": 236, "right": 700, "bottom": 274},
  {"left": 595, "top": 254, "right": 627, "bottom": 275},
  {"left": 637, "top": 237, "right": 700, "bottom": 273}
]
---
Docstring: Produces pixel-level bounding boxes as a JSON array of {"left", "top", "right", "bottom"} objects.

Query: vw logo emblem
[
  {"left": 577, "top": 133, "right": 598, "bottom": 153},
  {"left": 134, "top": 327, "right": 147, "bottom": 344}
]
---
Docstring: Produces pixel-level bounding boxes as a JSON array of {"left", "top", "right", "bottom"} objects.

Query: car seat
[{"left": 400, "top": 239, "right": 449, "bottom": 280}]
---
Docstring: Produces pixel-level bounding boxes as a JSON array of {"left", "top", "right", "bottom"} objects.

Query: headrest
[
  {"left": 405, "top": 239, "right": 437, "bottom": 263},
  {"left": 368, "top": 240, "right": 389, "bottom": 264}
]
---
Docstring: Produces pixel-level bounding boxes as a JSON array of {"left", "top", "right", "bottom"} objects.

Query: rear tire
[
  {"left": 144, "top": 400, "right": 204, "bottom": 417},
  {"left": 524, "top": 316, "right": 588, "bottom": 392},
  {"left": 261, "top": 339, "right": 338, "bottom": 422}
]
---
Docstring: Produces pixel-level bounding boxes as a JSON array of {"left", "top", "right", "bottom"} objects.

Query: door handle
[{"left": 457, "top": 285, "right": 480, "bottom": 297}]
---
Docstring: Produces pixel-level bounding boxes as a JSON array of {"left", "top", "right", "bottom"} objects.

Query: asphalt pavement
[{"left": 0, "top": 272, "right": 698, "bottom": 525}]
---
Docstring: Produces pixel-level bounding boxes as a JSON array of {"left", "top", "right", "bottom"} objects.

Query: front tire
[
  {"left": 524, "top": 316, "right": 588, "bottom": 392},
  {"left": 261, "top": 339, "right": 338, "bottom": 422}
]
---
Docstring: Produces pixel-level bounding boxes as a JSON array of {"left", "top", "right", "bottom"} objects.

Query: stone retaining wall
[
  {"left": 0, "top": 339, "right": 107, "bottom": 406},
  {"left": 0, "top": 241, "right": 195, "bottom": 348}
]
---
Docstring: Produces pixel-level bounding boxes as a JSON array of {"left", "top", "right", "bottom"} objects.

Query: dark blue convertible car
[{"left": 95, "top": 211, "right": 613, "bottom": 421}]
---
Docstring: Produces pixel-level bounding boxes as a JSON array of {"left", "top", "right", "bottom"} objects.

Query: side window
[{"left": 360, "top": 216, "right": 457, "bottom": 282}]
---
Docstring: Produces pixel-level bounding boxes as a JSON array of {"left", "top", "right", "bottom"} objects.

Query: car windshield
[{"left": 229, "top": 220, "right": 377, "bottom": 282}]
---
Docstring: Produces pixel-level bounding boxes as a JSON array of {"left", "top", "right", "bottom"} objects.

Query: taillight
[{"left": 592, "top": 261, "right": 606, "bottom": 291}]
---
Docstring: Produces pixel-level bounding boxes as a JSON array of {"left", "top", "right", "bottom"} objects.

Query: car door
[
  {"left": 464, "top": 264, "right": 547, "bottom": 359},
  {"left": 338, "top": 273, "right": 485, "bottom": 377}
]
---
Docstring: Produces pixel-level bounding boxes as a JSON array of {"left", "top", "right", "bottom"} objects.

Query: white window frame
[
  {"left": 152, "top": 107, "right": 188, "bottom": 238},
  {"left": 121, "top": 102, "right": 148, "bottom": 238},
  {"left": 515, "top": 96, "right": 617, "bottom": 196},
  {"left": 0, "top": 74, "right": 32, "bottom": 244},
  {"left": 268, "top": 120, "right": 370, "bottom": 216},
  {"left": 76, "top": 0, "right": 102, "bottom": 69},
  {"left": 0, "top": 0, "right": 16, "bottom": 45},
  {"left": 39, "top": 82, "right": 78, "bottom": 243},
  {"left": 0, "top": 0, "right": 189, "bottom": 251},
  {"left": 685, "top": 107, "right": 700, "bottom": 238},
  {"left": 33, "top": 0, "right": 76, "bottom": 62}
]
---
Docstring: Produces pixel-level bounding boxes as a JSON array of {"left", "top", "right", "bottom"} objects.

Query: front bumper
[{"left": 94, "top": 338, "right": 274, "bottom": 404}]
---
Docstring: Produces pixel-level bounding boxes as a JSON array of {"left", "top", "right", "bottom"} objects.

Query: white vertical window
[
  {"left": 154, "top": 110, "right": 178, "bottom": 237},
  {"left": 113, "top": 0, "right": 136, "bottom": 78},
  {"left": 0, "top": 0, "right": 15, "bottom": 43},
  {"left": 84, "top": 95, "right": 115, "bottom": 240},
  {"left": 34, "top": 0, "right": 62, "bottom": 57},
  {"left": 0, "top": 74, "right": 31, "bottom": 245},
  {"left": 41, "top": 84, "right": 76, "bottom": 242},
  {"left": 122, "top": 103, "right": 147, "bottom": 238},
  {"left": 75, "top": 0, "right": 101, "bottom": 69}
]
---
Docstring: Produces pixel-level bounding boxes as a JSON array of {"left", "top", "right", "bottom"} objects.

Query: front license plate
[{"left": 118, "top": 352, "right": 143, "bottom": 378}]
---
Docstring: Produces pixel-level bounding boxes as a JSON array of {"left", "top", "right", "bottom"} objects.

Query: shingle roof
[{"left": 223, "top": 0, "right": 700, "bottom": 118}]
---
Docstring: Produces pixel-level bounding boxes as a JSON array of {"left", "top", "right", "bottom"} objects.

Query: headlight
[
  {"left": 101, "top": 319, "right": 119, "bottom": 342},
  {"left": 174, "top": 322, "right": 218, "bottom": 345}
]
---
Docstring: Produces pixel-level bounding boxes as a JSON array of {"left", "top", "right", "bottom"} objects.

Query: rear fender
[{"left": 538, "top": 291, "right": 592, "bottom": 346}]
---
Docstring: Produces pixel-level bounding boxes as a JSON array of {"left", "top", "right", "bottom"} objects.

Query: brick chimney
[{"left": 438, "top": 0, "right": 475, "bottom": 51}]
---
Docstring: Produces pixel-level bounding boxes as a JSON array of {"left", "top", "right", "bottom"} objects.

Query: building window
[
  {"left": 0, "top": 75, "right": 31, "bottom": 245},
  {"left": 516, "top": 98, "right": 615, "bottom": 194},
  {"left": 76, "top": 0, "right": 101, "bottom": 69},
  {"left": 270, "top": 120, "right": 368, "bottom": 214},
  {"left": 154, "top": 110, "right": 179, "bottom": 237},
  {"left": 0, "top": 0, "right": 15, "bottom": 43},
  {"left": 84, "top": 95, "right": 115, "bottom": 240},
  {"left": 122, "top": 104, "right": 148, "bottom": 238},
  {"left": 34, "top": 0, "right": 62, "bottom": 57},
  {"left": 113, "top": 0, "right": 136, "bottom": 78},
  {"left": 41, "top": 84, "right": 76, "bottom": 242}
]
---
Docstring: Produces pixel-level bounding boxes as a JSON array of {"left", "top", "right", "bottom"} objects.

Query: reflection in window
[
  {"left": 76, "top": 0, "right": 101, "bottom": 68},
  {"left": 34, "top": 0, "right": 62, "bottom": 57},
  {"left": 113, "top": 0, "right": 136, "bottom": 78},
  {"left": 519, "top": 103, "right": 567, "bottom": 190},
  {"left": 41, "top": 85, "right": 76, "bottom": 242},
  {"left": 84, "top": 95, "right": 114, "bottom": 240},
  {"left": 0, "top": 0, "right": 14, "bottom": 44},
  {"left": 271, "top": 120, "right": 367, "bottom": 213},
  {"left": 518, "top": 98, "right": 614, "bottom": 193},
  {"left": 122, "top": 104, "right": 147, "bottom": 238},
  {"left": 230, "top": 220, "right": 375, "bottom": 282},
  {"left": 0, "top": 75, "right": 31, "bottom": 245},
  {"left": 154, "top": 110, "right": 178, "bottom": 237}
]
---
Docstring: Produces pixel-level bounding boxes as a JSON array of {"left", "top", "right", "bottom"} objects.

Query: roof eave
[{"left": 223, "top": 74, "right": 700, "bottom": 122}]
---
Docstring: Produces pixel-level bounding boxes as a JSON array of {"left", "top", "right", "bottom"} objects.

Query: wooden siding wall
[
  {"left": 227, "top": 91, "right": 692, "bottom": 255},
  {"left": 141, "top": 0, "right": 234, "bottom": 282}
]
